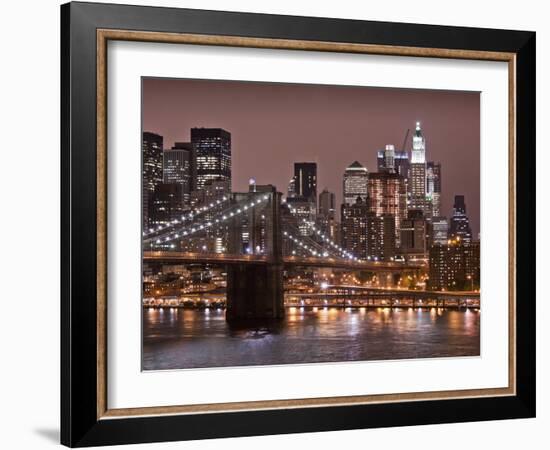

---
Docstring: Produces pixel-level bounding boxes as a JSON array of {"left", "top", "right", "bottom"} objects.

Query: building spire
[{"left": 415, "top": 121, "right": 422, "bottom": 137}]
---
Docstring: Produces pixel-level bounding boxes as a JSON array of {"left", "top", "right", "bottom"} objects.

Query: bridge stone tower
[{"left": 226, "top": 185, "right": 285, "bottom": 322}]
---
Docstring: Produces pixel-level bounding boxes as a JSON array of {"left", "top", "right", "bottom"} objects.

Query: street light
[{"left": 467, "top": 274, "right": 474, "bottom": 291}]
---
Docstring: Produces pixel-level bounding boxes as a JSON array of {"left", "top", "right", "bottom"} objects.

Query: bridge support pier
[{"left": 226, "top": 263, "right": 284, "bottom": 321}]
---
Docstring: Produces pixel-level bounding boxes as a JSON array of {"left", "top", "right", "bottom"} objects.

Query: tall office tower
[
  {"left": 427, "top": 161, "right": 442, "bottom": 217},
  {"left": 142, "top": 132, "right": 164, "bottom": 228},
  {"left": 428, "top": 216, "right": 449, "bottom": 247},
  {"left": 449, "top": 195, "right": 473, "bottom": 242},
  {"left": 163, "top": 143, "right": 192, "bottom": 205},
  {"left": 316, "top": 189, "right": 337, "bottom": 243},
  {"left": 341, "top": 197, "right": 369, "bottom": 259},
  {"left": 191, "top": 128, "right": 231, "bottom": 192},
  {"left": 343, "top": 161, "right": 369, "bottom": 205},
  {"left": 377, "top": 149, "right": 410, "bottom": 180},
  {"left": 383, "top": 144, "right": 396, "bottom": 172},
  {"left": 318, "top": 189, "right": 336, "bottom": 220},
  {"left": 293, "top": 162, "right": 317, "bottom": 204},
  {"left": 366, "top": 213, "right": 396, "bottom": 260},
  {"left": 286, "top": 196, "right": 317, "bottom": 236},
  {"left": 287, "top": 177, "right": 296, "bottom": 198},
  {"left": 367, "top": 172, "right": 407, "bottom": 245},
  {"left": 410, "top": 122, "right": 431, "bottom": 216},
  {"left": 428, "top": 239, "right": 480, "bottom": 291},
  {"left": 399, "top": 209, "right": 427, "bottom": 259},
  {"left": 149, "top": 183, "right": 187, "bottom": 229}
]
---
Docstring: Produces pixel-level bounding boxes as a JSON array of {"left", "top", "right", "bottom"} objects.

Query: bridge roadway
[
  {"left": 143, "top": 251, "right": 425, "bottom": 271},
  {"left": 287, "top": 285, "right": 480, "bottom": 299}
]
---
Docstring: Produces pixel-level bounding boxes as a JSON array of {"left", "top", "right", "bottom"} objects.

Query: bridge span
[{"left": 143, "top": 251, "right": 424, "bottom": 271}]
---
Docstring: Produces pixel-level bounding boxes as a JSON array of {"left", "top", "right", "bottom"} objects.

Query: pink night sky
[{"left": 142, "top": 77, "right": 480, "bottom": 236}]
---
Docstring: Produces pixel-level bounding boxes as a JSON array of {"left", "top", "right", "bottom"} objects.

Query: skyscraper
[
  {"left": 287, "top": 177, "right": 296, "bottom": 198},
  {"left": 293, "top": 162, "right": 317, "bottom": 204},
  {"left": 163, "top": 143, "right": 192, "bottom": 205},
  {"left": 382, "top": 144, "right": 396, "bottom": 172},
  {"left": 377, "top": 148, "right": 410, "bottom": 179},
  {"left": 367, "top": 172, "right": 407, "bottom": 244},
  {"left": 149, "top": 183, "right": 187, "bottom": 229},
  {"left": 429, "top": 239, "right": 479, "bottom": 291},
  {"left": 410, "top": 122, "right": 431, "bottom": 216},
  {"left": 286, "top": 196, "right": 316, "bottom": 236},
  {"left": 191, "top": 128, "right": 231, "bottom": 192},
  {"left": 366, "top": 213, "right": 396, "bottom": 260},
  {"left": 427, "top": 161, "right": 442, "bottom": 217},
  {"left": 142, "top": 131, "right": 163, "bottom": 228},
  {"left": 318, "top": 189, "right": 336, "bottom": 220},
  {"left": 341, "top": 197, "right": 369, "bottom": 259},
  {"left": 449, "top": 195, "right": 472, "bottom": 242},
  {"left": 428, "top": 216, "right": 449, "bottom": 247},
  {"left": 343, "top": 161, "right": 369, "bottom": 205},
  {"left": 317, "top": 189, "right": 337, "bottom": 243},
  {"left": 399, "top": 209, "right": 427, "bottom": 258}
]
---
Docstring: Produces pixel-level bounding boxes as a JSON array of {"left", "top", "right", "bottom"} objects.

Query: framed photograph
[{"left": 61, "top": 1, "right": 536, "bottom": 447}]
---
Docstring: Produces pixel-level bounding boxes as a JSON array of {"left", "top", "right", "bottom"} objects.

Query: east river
[{"left": 142, "top": 305, "right": 480, "bottom": 370}]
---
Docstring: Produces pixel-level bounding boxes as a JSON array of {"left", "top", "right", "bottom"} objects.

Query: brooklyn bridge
[{"left": 143, "top": 186, "right": 430, "bottom": 321}]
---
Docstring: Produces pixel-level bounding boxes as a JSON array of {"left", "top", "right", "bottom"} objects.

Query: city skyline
[{"left": 143, "top": 77, "right": 480, "bottom": 236}]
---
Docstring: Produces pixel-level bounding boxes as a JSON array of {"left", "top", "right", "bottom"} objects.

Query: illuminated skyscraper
[
  {"left": 293, "top": 162, "right": 317, "bottom": 204},
  {"left": 449, "top": 195, "right": 472, "bottom": 242},
  {"left": 142, "top": 131, "right": 163, "bottom": 228},
  {"left": 341, "top": 197, "right": 369, "bottom": 259},
  {"left": 377, "top": 148, "right": 410, "bottom": 179},
  {"left": 410, "top": 122, "right": 431, "bottom": 216},
  {"left": 286, "top": 196, "right": 316, "bottom": 236},
  {"left": 427, "top": 161, "right": 442, "bottom": 217},
  {"left": 399, "top": 209, "right": 427, "bottom": 258},
  {"left": 428, "top": 216, "right": 449, "bottom": 247},
  {"left": 149, "top": 183, "right": 187, "bottom": 229},
  {"left": 366, "top": 213, "right": 396, "bottom": 260},
  {"left": 191, "top": 128, "right": 231, "bottom": 191},
  {"left": 343, "top": 161, "right": 369, "bottom": 206},
  {"left": 287, "top": 177, "right": 296, "bottom": 198},
  {"left": 163, "top": 143, "right": 192, "bottom": 205},
  {"left": 318, "top": 189, "right": 336, "bottom": 220},
  {"left": 368, "top": 172, "right": 407, "bottom": 244},
  {"left": 429, "top": 239, "right": 479, "bottom": 291},
  {"left": 384, "top": 144, "right": 396, "bottom": 172}
]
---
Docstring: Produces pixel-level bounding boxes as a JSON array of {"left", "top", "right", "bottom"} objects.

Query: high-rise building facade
[
  {"left": 428, "top": 216, "right": 449, "bottom": 247},
  {"left": 287, "top": 177, "right": 296, "bottom": 198},
  {"left": 149, "top": 183, "right": 186, "bottom": 229},
  {"left": 318, "top": 189, "right": 336, "bottom": 220},
  {"left": 163, "top": 144, "right": 192, "bottom": 205},
  {"left": 427, "top": 161, "right": 442, "bottom": 217},
  {"left": 343, "top": 161, "right": 369, "bottom": 206},
  {"left": 366, "top": 213, "right": 396, "bottom": 260},
  {"left": 341, "top": 197, "right": 369, "bottom": 259},
  {"left": 293, "top": 162, "right": 317, "bottom": 204},
  {"left": 377, "top": 149, "right": 410, "bottom": 180},
  {"left": 191, "top": 128, "right": 231, "bottom": 192},
  {"left": 316, "top": 189, "right": 337, "bottom": 244},
  {"left": 399, "top": 209, "right": 427, "bottom": 258},
  {"left": 367, "top": 172, "right": 407, "bottom": 244},
  {"left": 142, "top": 132, "right": 164, "bottom": 228},
  {"left": 429, "top": 239, "right": 480, "bottom": 290},
  {"left": 286, "top": 196, "right": 316, "bottom": 236},
  {"left": 449, "top": 195, "right": 473, "bottom": 242},
  {"left": 410, "top": 122, "right": 431, "bottom": 216}
]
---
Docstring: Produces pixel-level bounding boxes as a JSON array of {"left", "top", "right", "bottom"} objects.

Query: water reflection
[{"left": 143, "top": 307, "right": 480, "bottom": 370}]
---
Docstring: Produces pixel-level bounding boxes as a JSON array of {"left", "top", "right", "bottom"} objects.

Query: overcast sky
[{"left": 143, "top": 77, "right": 480, "bottom": 237}]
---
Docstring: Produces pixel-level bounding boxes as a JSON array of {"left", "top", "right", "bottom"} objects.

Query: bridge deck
[{"left": 143, "top": 251, "right": 424, "bottom": 270}]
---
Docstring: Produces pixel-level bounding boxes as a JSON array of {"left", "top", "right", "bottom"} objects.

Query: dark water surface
[{"left": 142, "top": 306, "right": 480, "bottom": 370}]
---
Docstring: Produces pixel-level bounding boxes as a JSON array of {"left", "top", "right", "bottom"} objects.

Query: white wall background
[{"left": 0, "top": 1, "right": 545, "bottom": 449}]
